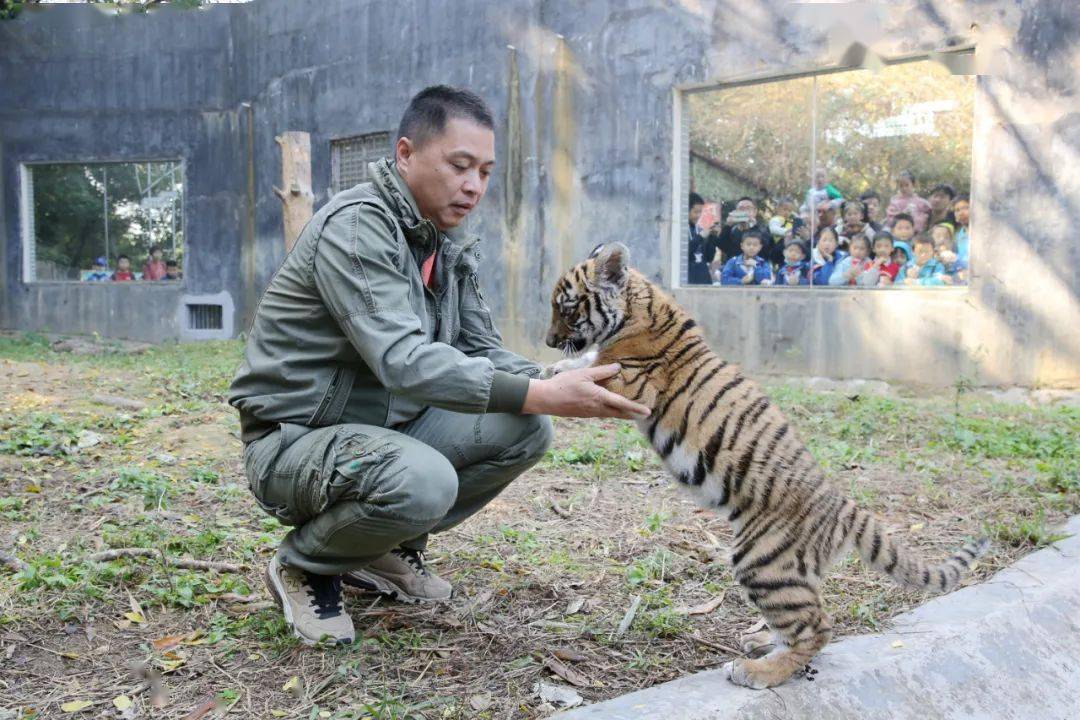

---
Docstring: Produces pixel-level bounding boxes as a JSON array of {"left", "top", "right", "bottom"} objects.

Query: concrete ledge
[{"left": 560, "top": 516, "right": 1080, "bottom": 720}]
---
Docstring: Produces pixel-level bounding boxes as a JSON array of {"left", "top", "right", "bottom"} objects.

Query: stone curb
[{"left": 559, "top": 515, "right": 1080, "bottom": 720}]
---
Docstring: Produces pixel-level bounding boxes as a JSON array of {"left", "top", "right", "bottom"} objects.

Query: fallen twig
[
  {"left": 214, "top": 592, "right": 262, "bottom": 603},
  {"left": 90, "top": 394, "right": 148, "bottom": 411},
  {"left": 181, "top": 694, "right": 217, "bottom": 720},
  {"left": 86, "top": 548, "right": 243, "bottom": 573},
  {"left": 690, "top": 632, "right": 741, "bottom": 656},
  {"left": 613, "top": 595, "right": 641, "bottom": 639},
  {"left": 549, "top": 497, "right": 572, "bottom": 518},
  {"left": 0, "top": 550, "right": 27, "bottom": 573}
]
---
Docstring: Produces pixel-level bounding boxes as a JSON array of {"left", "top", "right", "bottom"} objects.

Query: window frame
[
  {"left": 329, "top": 131, "right": 392, "bottom": 196},
  {"left": 670, "top": 46, "right": 976, "bottom": 292},
  {"left": 19, "top": 157, "right": 187, "bottom": 286}
]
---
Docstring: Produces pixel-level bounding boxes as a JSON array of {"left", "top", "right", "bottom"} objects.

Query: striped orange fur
[{"left": 544, "top": 243, "right": 989, "bottom": 689}]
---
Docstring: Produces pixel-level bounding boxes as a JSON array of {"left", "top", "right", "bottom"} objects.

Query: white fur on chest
[{"left": 639, "top": 419, "right": 730, "bottom": 510}]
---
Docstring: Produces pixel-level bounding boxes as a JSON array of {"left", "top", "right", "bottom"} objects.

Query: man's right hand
[{"left": 523, "top": 364, "right": 650, "bottom": 420}]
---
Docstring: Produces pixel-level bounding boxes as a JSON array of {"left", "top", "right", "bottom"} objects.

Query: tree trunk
[{"left": 274, "top": 132, "right": 314, "bottom": 253}]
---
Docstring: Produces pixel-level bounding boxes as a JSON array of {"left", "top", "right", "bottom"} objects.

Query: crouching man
[{"left": 228, "top": 86, "right": 649, "bottom": 645}]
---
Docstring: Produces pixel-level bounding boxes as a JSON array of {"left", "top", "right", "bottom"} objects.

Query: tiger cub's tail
[{"left": 850, "top": 506, "right": 989, "bottom": 592}]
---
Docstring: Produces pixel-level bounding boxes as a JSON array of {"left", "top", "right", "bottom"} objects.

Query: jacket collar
[{"left": 369, "top": 158, "right": 479, "bottom": 266}]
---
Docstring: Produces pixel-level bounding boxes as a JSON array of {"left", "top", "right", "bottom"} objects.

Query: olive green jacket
[{"left": 228, "top": 158, "right": 538, "bottom": 443}]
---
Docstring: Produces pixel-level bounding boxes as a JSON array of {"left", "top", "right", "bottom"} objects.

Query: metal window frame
[
  {"left": 18, "top": 158, "right": 187, "bottom": 285},
  {"left": 330, "top": 131, "right": 391, "bottom": 195}
]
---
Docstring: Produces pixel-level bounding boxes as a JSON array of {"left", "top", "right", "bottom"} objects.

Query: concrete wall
[{"left": 1, "top": 0, "right": 1077, "bottom": 387}]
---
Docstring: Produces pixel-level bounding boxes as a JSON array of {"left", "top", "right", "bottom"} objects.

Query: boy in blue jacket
[
  {"left": 720, "top": 229, "right": 774, "bottom": 286},
  {"left": 897, "top": 234, "right": 946, "bottom": 286},
  {"left": 778, "top": 240, "right": 810, "bottom": 286}
]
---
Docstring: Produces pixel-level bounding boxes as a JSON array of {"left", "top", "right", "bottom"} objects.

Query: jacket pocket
[{"left": 309, "top": 366, "right": 357, "bottom": 427}]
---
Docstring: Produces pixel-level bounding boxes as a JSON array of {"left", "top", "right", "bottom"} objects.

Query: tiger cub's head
[{"left": 545, "top": 242, "right": 633, "bottom": 355}]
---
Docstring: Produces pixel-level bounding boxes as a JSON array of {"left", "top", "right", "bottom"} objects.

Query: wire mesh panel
[{"left": 331, "top": 132, "right": 391, "bottom": 194}]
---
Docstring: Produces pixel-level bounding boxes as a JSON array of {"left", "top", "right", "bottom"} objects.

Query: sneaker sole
[
  {"left": 263, "top": 559, "right": 354, "bottom": 647},
  {"left": 342, "top": 569, "right": 451, "bottom": 605}
]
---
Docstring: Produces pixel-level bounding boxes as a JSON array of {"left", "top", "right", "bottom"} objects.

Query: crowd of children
[
  {"left": 84, "top": 245, "right": 182, "bottom": 282},
  {"left": 689, "top": 169, "right": 971, "bottom": 288}
]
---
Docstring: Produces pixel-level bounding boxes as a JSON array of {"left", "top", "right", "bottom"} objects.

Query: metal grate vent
[
  {"left": 186, "top": 304, "right": 223, "bottom": 331},
  {"left": 331, "top": 132, "right": 391, "bottom": 194}
]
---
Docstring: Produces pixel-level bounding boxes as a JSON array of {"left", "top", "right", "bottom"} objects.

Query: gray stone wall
[{"left": 1, "top": 0, "right": 1077, "bottom": 387}]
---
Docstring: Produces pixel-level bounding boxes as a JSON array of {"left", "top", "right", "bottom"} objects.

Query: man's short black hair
[
  {"left": 893, "top": 213, "right": 915, "bottom": 226},
  {"left": 689, "top": 192, "right": 705, "bottom": 210},
  {"left": 953, "top": 194, "right": 970, "bottom": 204},
  {"left": 397, "top": 85, "right": 494, "bottom": 148},
  {"left": 929, "top": 182, "right": 957, "bottom": 199}
]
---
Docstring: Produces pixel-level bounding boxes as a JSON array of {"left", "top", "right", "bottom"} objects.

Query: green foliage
[
  {"left": 626, "top": 549, "right": 676, "bottom": 587},
  {"left": 111, "top": 467, "right": 173, "bottom": 509},
  {"left": 988, "top": 509, "right": 1072, "bottom": 550},
  {"left": 689, "top": 58, "right": 974, "bottom": 205},
  {"left": 0, "top": 412, "right": 81, "bottom": 456}
]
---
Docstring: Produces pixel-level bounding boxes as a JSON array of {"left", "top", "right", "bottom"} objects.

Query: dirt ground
[{"left": 0, "top": 335, "right": 1076, "bottom": 719}]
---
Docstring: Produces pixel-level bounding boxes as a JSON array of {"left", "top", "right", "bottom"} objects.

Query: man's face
[
  {"left": 688, "top": 203, "right": 703, "bottom": 226},
  {"left": 864, "top": 196, "right": 880, "bottom": 219},
  {"left": 737, "top": 199, "right": 757, "bottom": 222},
  {"left": 396, "top": 117, "right": 495, "bottom": 231},
  {"left": 954, "top": 200, "right": 970, "bottom": 225},
  {"left": 929, "top": 191, "right": 951, "bottom": 212}
]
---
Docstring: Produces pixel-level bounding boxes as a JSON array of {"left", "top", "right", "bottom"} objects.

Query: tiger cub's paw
[
  {"left": 541, "top": 351, "right": 598, "bottom": 379},
  {"left": 725, "top": 656, "right": 794, "bottom": 690},
  {"left": 739, "top": 629, "right": 776, "bottom": 658}
]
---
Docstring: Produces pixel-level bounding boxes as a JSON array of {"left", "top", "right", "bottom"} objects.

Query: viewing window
[
  {"left": 22, "top": 161, "right": 184, "bottom": 283},
  {"left": 684, "top": 55, "right": 974, "bottom": 289},
  {"left": 331, "top": 132, "right": 391, "bottom": 194}
]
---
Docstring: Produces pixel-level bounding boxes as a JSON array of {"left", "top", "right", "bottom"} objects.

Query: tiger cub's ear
[
  {"left": 593, "top": 242, "right": 630, "bottom": 292},
  {"left": 587, "top": 243, "right": 605, "bottom": 260}
]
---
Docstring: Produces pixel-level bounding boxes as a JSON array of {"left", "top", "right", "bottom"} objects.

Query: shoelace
[
  {"left": 302, "top": 572, "right": 343, "bottom": 619},
  {"left": 392, "top": 548, "right": 428, "bottom": 576}
]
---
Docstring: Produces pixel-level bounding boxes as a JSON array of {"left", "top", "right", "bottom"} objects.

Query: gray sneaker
[
  {"left": 263, "top": 555, "right": 355, "bottom": 646},
  {"left": 343, "top": 548, "right": 452, "bottom": 604}
]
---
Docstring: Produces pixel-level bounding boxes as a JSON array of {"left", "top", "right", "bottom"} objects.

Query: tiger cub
[{"left": 543, "top": 242, "right": 988, "bottom": 689}]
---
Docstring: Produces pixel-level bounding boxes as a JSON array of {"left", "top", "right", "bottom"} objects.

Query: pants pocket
[{"left": 262, "top": 426, "right": 401, "bottom": 526}]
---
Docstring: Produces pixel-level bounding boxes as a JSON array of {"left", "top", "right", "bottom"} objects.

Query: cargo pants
[{"left": 243, "top": 408, "right": 554, "bottom": 575}]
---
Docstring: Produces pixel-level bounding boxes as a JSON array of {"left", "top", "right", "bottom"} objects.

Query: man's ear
[
  {"left": 594, "top": 242, "right": 630, "bottom": 291},
  {"left": 395, "top": 136, "right": 414, "bottom": 176}
]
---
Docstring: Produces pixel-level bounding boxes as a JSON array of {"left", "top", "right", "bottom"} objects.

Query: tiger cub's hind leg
[
  {"left": 738, "top": 628, "right": 776, "bottom": 658},
  {"left": 726, "top": 585, "right": 833, "bottom": 689}
]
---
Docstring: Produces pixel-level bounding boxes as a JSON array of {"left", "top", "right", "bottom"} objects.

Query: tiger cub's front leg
[{"left": 541, "top": 350, "right": 598, "bottom": 379}]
